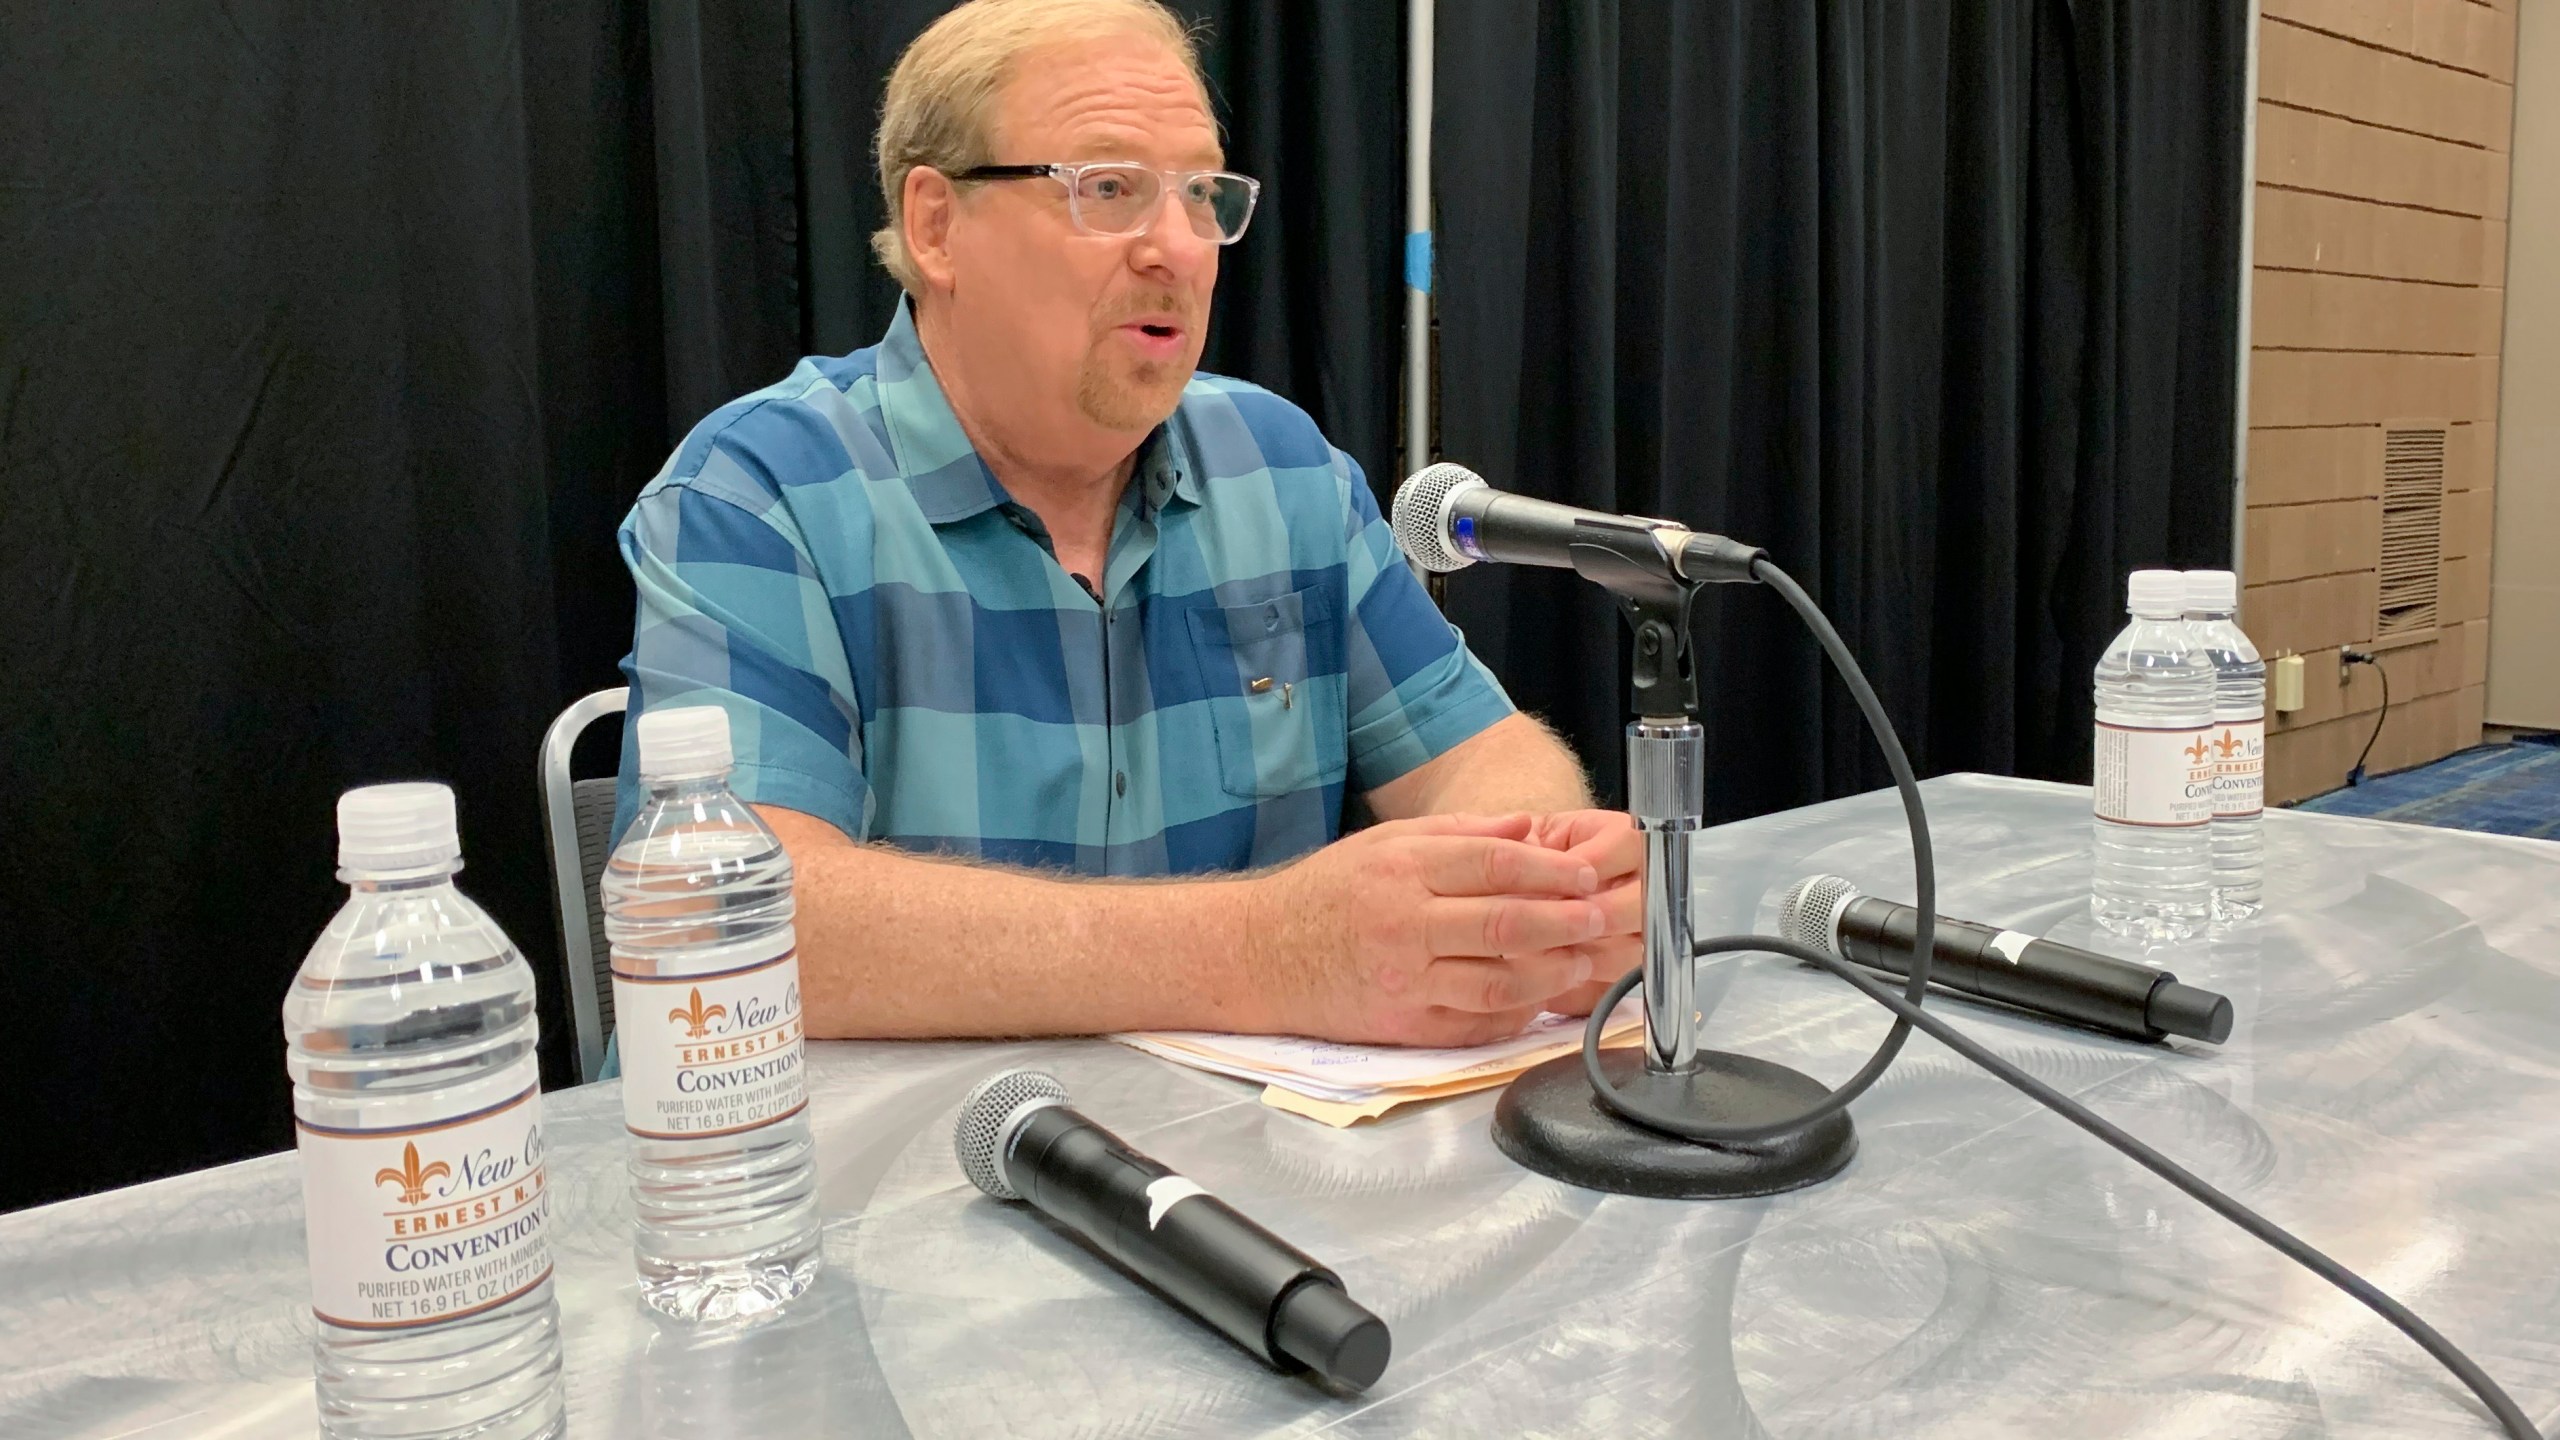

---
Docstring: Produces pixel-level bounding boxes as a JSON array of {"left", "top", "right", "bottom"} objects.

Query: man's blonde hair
[{"left": 872, "top": 0, "right": 1210, "bottom": 296}]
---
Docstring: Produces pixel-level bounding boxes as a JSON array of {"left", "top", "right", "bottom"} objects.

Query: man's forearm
[
  {"left": 1369, "top": 711, "right": 1594, "bottom": 819},
  {"left": 758, "top": 807, "right": 1276, "bottom": 1040}
]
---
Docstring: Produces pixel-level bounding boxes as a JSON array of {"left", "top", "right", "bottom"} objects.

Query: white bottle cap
[
  {"left": 337, "top": 782, "right": 461, "bottom": 872},
  {"left": 2184, "top": 569, "right": 2238, "bottom": 614},
  {"left": 2126, "top": 569, "right": 2187, "bottom": 617},
  {"left": 636, "top": 704, "right": 734, "bottom": 779}
]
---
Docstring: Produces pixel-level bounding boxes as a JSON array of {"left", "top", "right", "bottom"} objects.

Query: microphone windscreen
[
  {"left": 1391, "top": 463, "right": 1485, "bottom": 574},
  {"left": 1777, "top": 874, "right": 1861, "bottom": 957},
  {"left": 954, "top": 1069, "right": 1070, "bottom": 1200}
]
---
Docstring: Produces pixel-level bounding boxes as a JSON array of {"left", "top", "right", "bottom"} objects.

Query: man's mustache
[{"left": 1097, "top": 296, "right": 1200, "bottom": 329}]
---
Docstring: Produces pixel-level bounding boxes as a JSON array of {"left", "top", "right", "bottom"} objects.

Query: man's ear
[{"left": 904, "top": 167, "right": 960, "bottom": 294}]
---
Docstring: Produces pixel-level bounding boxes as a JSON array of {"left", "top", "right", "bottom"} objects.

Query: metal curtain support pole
[{"left": 1404, "top": 0, "right": 1434, "bottom": 487}]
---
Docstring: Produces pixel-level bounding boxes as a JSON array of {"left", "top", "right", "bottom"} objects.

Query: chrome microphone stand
[
  {"left": 1488, "top": 525, "right": 1855, "bottom": 1199},
  {"left": 1628, "top": 714, "right": 1702, "bottom": 1073}
]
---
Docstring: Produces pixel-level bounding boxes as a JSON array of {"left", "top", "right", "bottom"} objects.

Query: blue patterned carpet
[{"left": 2291, "top": 734, "right": 2560, "bottom": 841}]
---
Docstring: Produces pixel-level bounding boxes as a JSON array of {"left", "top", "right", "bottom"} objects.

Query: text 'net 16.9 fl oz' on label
[{"left": 613, "top": 947, "right": 809, "bottom": 1141}]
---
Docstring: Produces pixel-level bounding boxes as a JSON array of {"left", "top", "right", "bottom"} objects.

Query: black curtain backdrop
[
  {"left": 1435, "top": 0, "right": 2244, "bottom": 813},
  {"left": 0, "top": 0, "right": 1399, "bottom": 1211},
  {"left": 0, "top": 0, "right": 2238, "bottom": 1211}
]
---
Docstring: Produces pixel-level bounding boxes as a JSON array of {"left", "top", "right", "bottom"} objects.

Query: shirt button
[{"left": 1114, "top": 771, "right": 1128, "bottom": 797}]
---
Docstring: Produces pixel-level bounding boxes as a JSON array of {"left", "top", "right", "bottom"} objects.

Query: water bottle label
[
  {"left": 2092, "top": 721, "right": 2216, "bottom": 826},
  {"left": 613, "top": 948, "right": 809, "bottom": 1140},
  {"left": 294, "top": 1087, "right": 552, "bottom": 1329},
  {"left": 2207, "top": 718, "right": 2265, "bottom": 818}
]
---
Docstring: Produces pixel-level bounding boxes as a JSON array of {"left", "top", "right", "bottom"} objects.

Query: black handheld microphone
[
  {"left": 952, "top": 1070, "right": 1391, "bottom": 1390},
  {"left": 1391, "top": 463, "right": 1765, "bottom": 583},
  {"left": 1778, "top": 875, "right": 2233, "bottom": 1044}
]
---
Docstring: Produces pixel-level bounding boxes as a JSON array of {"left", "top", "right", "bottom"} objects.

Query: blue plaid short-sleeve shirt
[{"left": 614, "top": 301, "right": 1515, "bottom": 874}]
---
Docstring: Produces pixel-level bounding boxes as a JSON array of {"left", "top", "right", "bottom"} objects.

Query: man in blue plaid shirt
[{"left": 617, "top": 0, "right": 1641, "bottom": 1046}]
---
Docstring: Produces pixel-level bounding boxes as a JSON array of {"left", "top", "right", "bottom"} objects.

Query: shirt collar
[{"left": 874, "top": 298, "right": 1202, "bottom": 525}]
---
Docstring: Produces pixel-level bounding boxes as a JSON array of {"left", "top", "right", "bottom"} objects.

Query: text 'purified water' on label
[
  {"left": 612, "top": 948, "right": 809, "bottom": 1141},
  {"left": 2092, "top": 719, "right": 2217, "bottom": 827},
  {"left": 295, "top": 1087, "right": 552, "bottom": 1330}
]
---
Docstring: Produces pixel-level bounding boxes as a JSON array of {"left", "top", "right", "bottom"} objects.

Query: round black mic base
[{"left": 1490, "top": 1047, "right": 1856, "bottom": 1199}]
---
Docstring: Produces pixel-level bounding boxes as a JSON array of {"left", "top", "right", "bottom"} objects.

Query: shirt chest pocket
[{"left": 1185, "top": 588, "right": 1350, "bottom": 801}]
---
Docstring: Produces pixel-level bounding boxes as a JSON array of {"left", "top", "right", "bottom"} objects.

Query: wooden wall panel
[
  {"left": 2247, "top": 426, "right": 2381, "bottom": 505},
  {"left": 2262, "top": 19, "right": 2511, "bottom": 145},
  {"left": 2245, "top": 1, "right": 2519, "bottom": 804},
  {"left": 2245, "top": 498, "right": 2381, "bottom": 584},
  {"left": 2257, "top": 102, "right": 2487, "bottom": 214},
  {"left": 2253, "top": 270, "right": 2502, "bottom": 352},
  {"left": 2250, "top": 350, "right": 2494, "bottom": 425},
  {"left": 2260, "top": 0, "right": 2514, "bottom": 81},
  {"left": 2254, "top": 188, "right": 2485, "bottom": 282},
  {"left": 2243, "top": 572, "right": 2381, "bottom": 656}
]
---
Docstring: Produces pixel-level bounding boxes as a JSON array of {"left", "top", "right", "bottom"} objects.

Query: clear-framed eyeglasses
[{"left": 954, "top": 161, "right": 1262, "bottom": 244}]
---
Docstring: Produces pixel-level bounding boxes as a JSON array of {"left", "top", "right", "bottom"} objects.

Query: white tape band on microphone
[{"left": 1145, "top": 1176, "right": 1207, "bottom": 1231}]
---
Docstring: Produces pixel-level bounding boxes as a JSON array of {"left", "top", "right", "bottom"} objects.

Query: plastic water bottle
[
  {"left": 604, "top": 705, "right": 821, "bottom": 1322},
  {"left": 284, "top": 783, "right": 565, "bottom": 1439},
  {"left": 2186, "top": 569, "right": 2266, "bottom": 925},
  {"left": 2090, "top": 569, "right": 2216, "bottom": 941}
]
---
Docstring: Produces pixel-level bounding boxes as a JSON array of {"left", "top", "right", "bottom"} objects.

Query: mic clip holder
[
  {"left": 1567, "top": 531, "right": 1701, "bottom": 721},
  {"left": 1490, "top": 523, "right": 1857, "bottom": 1199},
  {"left": 1563, "top": 514, "right": 1764, "bottom": 717}
]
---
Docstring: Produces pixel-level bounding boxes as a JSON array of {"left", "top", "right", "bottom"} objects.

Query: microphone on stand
[
  {"left": 1375, "top": 470, "right": 2543, "bottom": 1436},
  {"left": 1391, "top": 463, "right": 1766, "bottom": 584},
  {"left": 1392, "top": 459, "right": 1880, "bottom": 1201},
  {"left": 953, "top": 1070, "right": 1391, "bottom": 1390},
  {"left": 1777, "top": 875, "right": 2233, "bottom": 1044}
]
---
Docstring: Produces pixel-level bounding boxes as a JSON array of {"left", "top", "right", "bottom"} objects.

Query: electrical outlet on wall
[{"left": 2273, "top": 653, "right": 2305, "bottom": 712}]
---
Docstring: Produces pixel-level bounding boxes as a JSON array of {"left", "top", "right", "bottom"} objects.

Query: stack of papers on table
[{"left": 1115, "top": 1003, "right": 1644, "bottom": 1126}]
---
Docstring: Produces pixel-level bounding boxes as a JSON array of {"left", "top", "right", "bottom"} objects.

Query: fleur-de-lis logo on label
[
  {"left": 373, "top": 1141, "right": 450, "bottom": 1206},
  {"left": 2214, "top": 729, "right": 2242, "bottom": 758},
  {"left": 2183, "top": 737, "right": 2212, "bottom": 765},
  {"left": 668, "top": 987, "right": 727, "bottom": 1038}
]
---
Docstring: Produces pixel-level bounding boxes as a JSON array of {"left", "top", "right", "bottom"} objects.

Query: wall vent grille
[{"left": 2376, "top": 423, "right": 2446, "bottom": 643}]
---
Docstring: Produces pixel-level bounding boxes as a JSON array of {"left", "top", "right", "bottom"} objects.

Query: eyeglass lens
[{"left": 1069, "top": 165, "right": 1255, "bottom": 242}]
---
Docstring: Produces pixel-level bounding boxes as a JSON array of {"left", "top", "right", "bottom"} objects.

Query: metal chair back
[{"left": 538, "top": 687, "right": 628, "bottom": 1083}]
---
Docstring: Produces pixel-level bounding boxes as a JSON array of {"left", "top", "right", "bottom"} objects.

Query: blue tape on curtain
[{"left": 1405, "top": 230, "right": 1432, "bottom": 294}]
